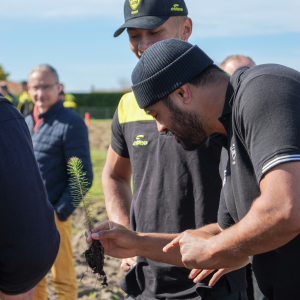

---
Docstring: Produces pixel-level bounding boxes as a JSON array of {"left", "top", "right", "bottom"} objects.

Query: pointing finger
[{"left": 163, "top": 235, "right": 181, "bottom": 252}]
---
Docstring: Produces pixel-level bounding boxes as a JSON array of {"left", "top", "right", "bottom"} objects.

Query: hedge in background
[
  {"left": 77, "top": 106, "right": 117, "bottom": 119},
  {"left": 73, "top": 92, "right": 128, "bottom": 107}
]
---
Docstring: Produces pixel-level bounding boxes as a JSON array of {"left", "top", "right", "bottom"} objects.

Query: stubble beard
[{"left": 164, "top": 100, "right": 208, "bottom": 151}]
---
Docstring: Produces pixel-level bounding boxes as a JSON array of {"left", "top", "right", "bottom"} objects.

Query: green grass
[
  {"left": 90, "top": 119, "right": 112, "bottom": 124},
  {"left": 89, "top": 149, "right": 107, "bottom": 201}
]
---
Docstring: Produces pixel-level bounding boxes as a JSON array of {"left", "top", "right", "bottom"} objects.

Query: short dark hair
[{"left": 188, "top": 64, "right": 226, "bottom": 87}]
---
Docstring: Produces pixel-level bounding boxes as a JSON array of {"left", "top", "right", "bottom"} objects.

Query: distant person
[
  {"left": 18, "top": 81, "right": 34, "bottom": 116},
  {"left": 61, "top": 85, "right": 76, "bottom": 110},
  {"left": 25, "top": 64, "right": 93, "bottom": 300},
  {"left": 220, "top": 55, "right": 255, "bottom": 75},
  {"left": 0, "top": 85, "right": 60, "bottom": 299},
  {"left": 0, "top": 83, "right": 18, "bottom": 107},
  {"left": 59, "top": 90, "right": 65, "bottom": 101}
]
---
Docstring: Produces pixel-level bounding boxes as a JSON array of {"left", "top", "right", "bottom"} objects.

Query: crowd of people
[{"left": 1, "top": 1, "right": 300, "bottom": 300}]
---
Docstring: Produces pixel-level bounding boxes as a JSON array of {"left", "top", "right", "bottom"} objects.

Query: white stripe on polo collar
[{"left": 262, "top": 154, "right": 300, "bottom": 175}]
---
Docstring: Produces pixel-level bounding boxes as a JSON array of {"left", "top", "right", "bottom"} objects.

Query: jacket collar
[{"left": 38, "top": 100, "right": 64, "bottom": 119}]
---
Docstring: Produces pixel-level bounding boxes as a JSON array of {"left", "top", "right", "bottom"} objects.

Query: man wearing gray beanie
[
  {"left": 89, "top": 1, "right": 249, "bottom": 300},
  {"left": 89, "top": 39, "right": 300, "bottom": 300}
]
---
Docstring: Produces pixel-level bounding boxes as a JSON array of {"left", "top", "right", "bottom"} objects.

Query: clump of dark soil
[{"left": 84, "top": 240, "right": 108, "bottom": 286}]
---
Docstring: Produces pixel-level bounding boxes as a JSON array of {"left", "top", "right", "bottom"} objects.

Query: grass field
[{"left": 89, "top": 149, "right": 107, "bottom": 201}]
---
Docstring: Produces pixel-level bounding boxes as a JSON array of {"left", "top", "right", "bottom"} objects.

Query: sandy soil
[{"left": 46, "top": 120, "right": 127, "bottom": 300}]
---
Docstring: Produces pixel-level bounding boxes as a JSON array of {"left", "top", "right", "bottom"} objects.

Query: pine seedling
[
  {"left": 68, "top": 157, "right": 93, "bottom": 231},
  {"left": 68, "top": 157, "right": 108, "bottom": 286}
]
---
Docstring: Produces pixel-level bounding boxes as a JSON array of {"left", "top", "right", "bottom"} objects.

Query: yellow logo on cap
[
  {"left": 129, "top": 0, "right": 141, "bottom": 11},
  {"left": 171, "top": 4, "right": 184, "bottom": 11}
]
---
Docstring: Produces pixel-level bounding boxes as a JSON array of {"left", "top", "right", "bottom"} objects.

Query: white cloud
[
  {"left": 187, "top": 0, "right": 300, "bottom": 37},
  {"left": 1, "top": 0, "right": 300, "bottom": 37}
]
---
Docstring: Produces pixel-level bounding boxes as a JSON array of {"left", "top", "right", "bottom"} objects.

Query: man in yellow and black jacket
[{"left": 18, "top": 81, "right": 34, "bottom": 116}]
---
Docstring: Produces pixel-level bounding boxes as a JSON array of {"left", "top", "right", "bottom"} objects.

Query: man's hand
[
  {"left": 163, "top": 229, "right": 217, "bottom": 269},
  {"left": 121, "top": 257, "right": 137, "bottom": 272},
  {"left": 164, "top": 229, "right": 249, "bottom": 270},
  {"left": 188, "top": 258, "right": 250, "bottom": 287},
  {"left": 85, "top": 221, "right": 140, "bottom": 259}
]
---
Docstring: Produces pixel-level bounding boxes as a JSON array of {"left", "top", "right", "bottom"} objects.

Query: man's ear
[
  {"left": 174, "top": 84, "right": 192, "bottom": 105},
  {"left": 181, "top": 18, "right": 192, "bottom": 41}
]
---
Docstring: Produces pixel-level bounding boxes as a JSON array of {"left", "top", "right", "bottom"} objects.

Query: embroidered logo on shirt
[
  {"left": 129, "top": 0, "right": 141, "bottom": 14},
  {"left": 230, "top": 144, "right": 236, "bottom": 165},
  {"left": 171, "top": 4, "right": 184, "bottom": 11},
  {"left": 133, "top": 135, "right": 149, "bottom": 146}
]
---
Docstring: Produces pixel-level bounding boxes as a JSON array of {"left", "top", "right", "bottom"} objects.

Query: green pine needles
[{"left": 68, "top": 157, "right": 93, "bottom": 231}]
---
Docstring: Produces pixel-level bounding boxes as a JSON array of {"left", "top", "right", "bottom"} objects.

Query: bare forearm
[
  {"left": 137, "top": 233, "right": 185, "bottom": 267},
  {"left": 210, "top": 195, "right": 299, "bottom": 268},
  {"left": 197, "top": 223, "right": 222, "bottom": 235},
  {"left": 102, "top": 173, "right": 132, "bottom": 229}
]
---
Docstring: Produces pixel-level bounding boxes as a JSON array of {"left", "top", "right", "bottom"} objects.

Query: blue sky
[{"left": 1, "top": 0, "right": 299, "bottom": 93}]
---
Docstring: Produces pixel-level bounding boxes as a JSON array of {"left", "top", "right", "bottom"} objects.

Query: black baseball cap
[{"left": 114, "top": 0, "right": 188, "bottom": 38}]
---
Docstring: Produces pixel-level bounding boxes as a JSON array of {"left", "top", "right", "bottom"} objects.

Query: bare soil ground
[
  {"left": 46, "top": 120, "right": 127, "bottom": 300},
  {"left": 88, "top": 120, "right": 112, "bottom": 152}
]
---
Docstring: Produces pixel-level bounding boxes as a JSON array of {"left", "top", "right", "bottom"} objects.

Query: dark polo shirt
[
  {"left": 217, "top": 64, "right": 300, "bottom": 300},
  {"left": 111, "top": 92, "right": 247, "bottom": 299}
]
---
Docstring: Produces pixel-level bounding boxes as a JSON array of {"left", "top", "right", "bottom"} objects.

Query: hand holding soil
[{"left": 86, "top": 221, "right": 140, "bottom": 259}]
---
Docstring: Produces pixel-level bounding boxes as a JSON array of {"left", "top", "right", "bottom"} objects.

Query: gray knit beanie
[{"left": 131, "top": 38, "right": 214, "bottom": 109}]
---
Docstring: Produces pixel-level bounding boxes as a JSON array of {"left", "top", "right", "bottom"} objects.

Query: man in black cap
[
  {"left": 97, "top": 1, "right": 248, "bottom": 299},
  {"left": 90, "top": 39, "right": 300, "bottom": 300}
]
